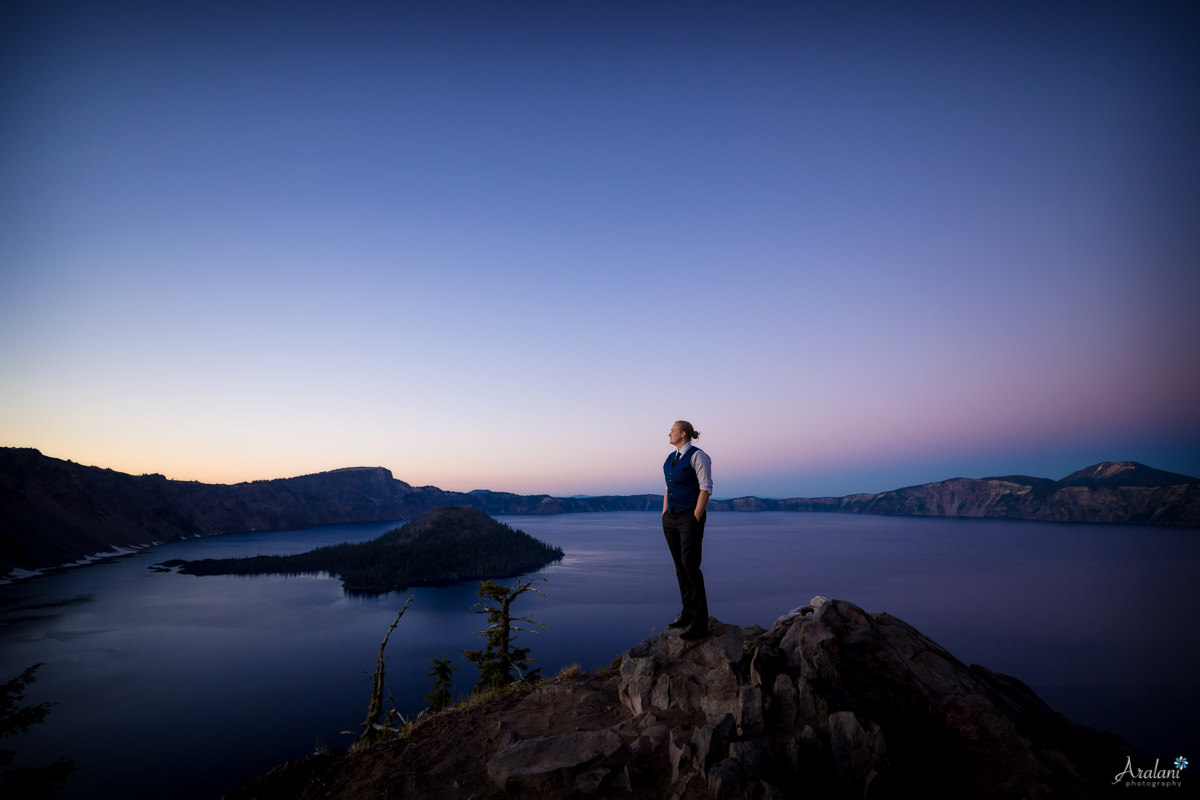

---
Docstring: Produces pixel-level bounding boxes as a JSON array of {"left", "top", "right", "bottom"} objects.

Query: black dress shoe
[
  {"left": 680, "top": 625, "right": 710, "bottom": 640},
  {"left": 667, "top": 618, "right": 692, "bottom": 629}
]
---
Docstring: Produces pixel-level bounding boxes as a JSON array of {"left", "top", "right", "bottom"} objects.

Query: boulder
[
  {"left": 828, "top": 711, "right": 888, "bottom": 798},
  {"left": 573, "top": 767, "right": 608, "bottom": 794},
  {"left": 735, "top": 685, "right": 765, "bottom": 737},
  {"left": 622, "top": 620, "right": 742, "bottom": 670},
  {"left": 728, "top": 739, "right": 770, "bottom": 778},
  {"left": 794, "top": 675, "right": 829, "bottom": 726},
  {"left": 668, "top": 727, "right": 693, "bottom": 784},
  {"left": 618, "top": 657, "right": 657, "bottom": 715},
  {"left": 696, "top": 662, "right": 741, "bottom": 719},
  {"left": 692, "top": 714, "right": 735, "bottom": 776},
  {"left": 749, "top": 643, "right": 787, "bottom": 688},
  {"left": 486, "top": 729, "right": 628, "bottom": 793},
  {"left": 705, "top": 758, "right": 745, "bottom": 800},
  {"left": 769, "top": 672, "right": 797, "bottom": 729}
]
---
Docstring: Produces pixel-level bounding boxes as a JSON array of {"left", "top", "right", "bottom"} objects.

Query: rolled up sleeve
[{"left": 692, "top": 450, "right": 713, "bottom": 494}]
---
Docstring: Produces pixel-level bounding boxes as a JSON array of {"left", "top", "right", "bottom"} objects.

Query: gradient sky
[{"left": 2, "top": 1, "right": 1198, "bottom": 499}]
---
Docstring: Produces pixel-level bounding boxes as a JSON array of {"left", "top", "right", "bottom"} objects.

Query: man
[{"left": 662, "top": 420, "right": 712, "bottom": 640}]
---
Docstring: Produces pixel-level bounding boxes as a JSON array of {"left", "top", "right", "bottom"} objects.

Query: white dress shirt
[{"left": 675, "top": 442, "right": 713, "bottom": 494}]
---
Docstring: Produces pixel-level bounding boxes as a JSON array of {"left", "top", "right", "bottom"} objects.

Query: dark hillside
[
  {"left": 1057, "top": 460, "right": 1197, "bottom": 488},
  {"left": 3, "top": 448, "right": 1197, "bottom": 579},
  {"left": 163, "top": 506, "right": 564, "bottom": 593}
]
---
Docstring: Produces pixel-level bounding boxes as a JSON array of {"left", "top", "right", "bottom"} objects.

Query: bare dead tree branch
[{"left": 356, "top": 596, "right": 413, "bottom": 747}]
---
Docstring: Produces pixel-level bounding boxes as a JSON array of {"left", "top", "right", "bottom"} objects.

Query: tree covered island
[{"left": 159, "top": 506, "right": 563, "bottom": 593}]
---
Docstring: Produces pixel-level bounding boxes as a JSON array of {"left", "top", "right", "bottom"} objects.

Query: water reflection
[{"left": 0, "top": 512, "right": 1195, "bottom": 800}]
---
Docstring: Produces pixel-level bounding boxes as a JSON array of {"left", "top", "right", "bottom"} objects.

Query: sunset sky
[{"left": 2, "top": 1, "right": 1198, "bottom": 499}]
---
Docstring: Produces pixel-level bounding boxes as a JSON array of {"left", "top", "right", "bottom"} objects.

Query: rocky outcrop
[
  {"left": 487, "top": 729, "right": 630, "bottom": 794},
  {"left": 603, "top": 597, "right": 1130, "bottom": 798},
  {"left": 227, "top": 598, "right": 1133, "bottom": 799}
]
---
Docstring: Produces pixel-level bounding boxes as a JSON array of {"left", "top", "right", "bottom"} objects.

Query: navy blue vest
[{"left": 664, "top": 447, "right": 704, "bottom": 513}]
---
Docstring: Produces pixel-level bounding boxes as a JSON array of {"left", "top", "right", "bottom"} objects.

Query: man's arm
[
  {"left": 692, "top": 449, "right": 713, "bottom": 519},
  {"left": 663, "top": 489, "right": 669, "bottom": 514}
]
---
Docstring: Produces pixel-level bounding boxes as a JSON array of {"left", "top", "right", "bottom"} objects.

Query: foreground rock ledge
[{"left": 227, "top": 598, "right": 1134, "bottom": 799}]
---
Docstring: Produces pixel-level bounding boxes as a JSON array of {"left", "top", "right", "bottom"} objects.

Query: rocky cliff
[
  {"left": 710, "top": 461, "right": 1200, "bottom": 526},
  {"left": 227, "top": 597, "right": 1134, "bottom": 799},
  {"left": 0, "top": 448, "right": 658, "bottom": 575},
  {"left": 2, "top": 448, "right": 1196, "bottom": 579}
]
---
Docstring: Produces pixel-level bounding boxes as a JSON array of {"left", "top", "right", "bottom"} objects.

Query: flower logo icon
[{"left": 1176, "top": 756, "right": 1188, "bottom": 770}]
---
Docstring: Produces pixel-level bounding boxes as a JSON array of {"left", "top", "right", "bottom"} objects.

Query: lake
[{"left": 1, "top": 512, "right": 1196, "bottom": 799}]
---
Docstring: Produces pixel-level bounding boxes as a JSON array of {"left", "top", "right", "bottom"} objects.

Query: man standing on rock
[{"left": 662, "top": 420, "right": 712, "bottom": 640}]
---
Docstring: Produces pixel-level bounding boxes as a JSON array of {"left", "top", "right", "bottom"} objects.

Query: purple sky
[{"left": 2, "top": 1, "right": 1198, "bottom": 498}]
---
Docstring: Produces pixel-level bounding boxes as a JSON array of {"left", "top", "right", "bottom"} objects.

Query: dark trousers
[{"left": 662, "top": 510, "right": 709, "bottom": 626}]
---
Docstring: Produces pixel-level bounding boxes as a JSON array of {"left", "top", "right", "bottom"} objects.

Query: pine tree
[
  {"left": 463, "top": 578, "right": 546, "bottom": 693},
  {"left": 426, "top": 655, "right": 458, "bottom": 711},
  {"left": 1, "top": 664, "right": 74, "bottom": 798}
]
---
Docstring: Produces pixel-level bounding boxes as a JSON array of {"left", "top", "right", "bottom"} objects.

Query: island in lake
[
  {"left": 157, "top": 506, "right": 563, "bottom": 593},
  {"left": 4, "top": 446, "right": 1197, "bottom": 580}
]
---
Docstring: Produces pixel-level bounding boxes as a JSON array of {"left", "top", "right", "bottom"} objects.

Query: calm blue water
[{"left": 1, "top": 512, "right": 1195, "bottom": 799}]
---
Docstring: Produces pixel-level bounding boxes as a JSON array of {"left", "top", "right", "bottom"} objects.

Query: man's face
[{"left": 668, "top": 424, "right": 686, "bottom": 447}]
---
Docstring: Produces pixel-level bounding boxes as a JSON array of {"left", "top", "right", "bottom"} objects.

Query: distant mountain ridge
[
  {"left": 1, "top": 448, "right": 1196, "bottom": 578},
  {"left": 712, "top": 461, "right": 1200, "bottom": 525}
]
